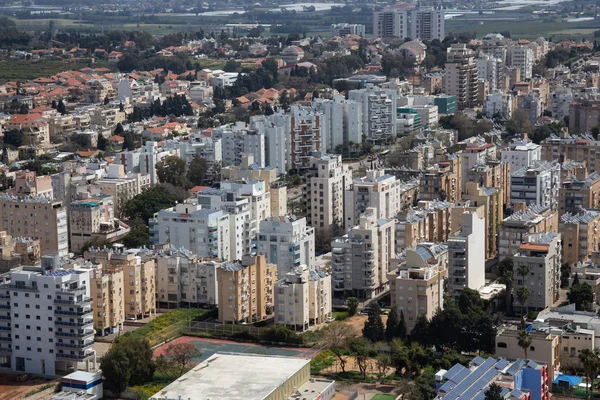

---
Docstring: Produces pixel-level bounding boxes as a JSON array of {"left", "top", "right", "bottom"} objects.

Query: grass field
[
  {"left": 0, "top": 59, "right": 110, "bottom": 82},
  {"left": 371, "top": 395, "right": 397, "bottom": 400}
]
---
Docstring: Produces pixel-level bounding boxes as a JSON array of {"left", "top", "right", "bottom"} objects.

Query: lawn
[{"left": 371, "top": 395, "right": 397, "bottom": 400}]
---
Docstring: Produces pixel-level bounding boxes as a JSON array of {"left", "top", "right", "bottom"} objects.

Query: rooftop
[
  {"left": 561, "top": 209, "right": 600, "bottom": 224},
  {"left": 149, "top": 353, "right": 311, "bottom": 400}
]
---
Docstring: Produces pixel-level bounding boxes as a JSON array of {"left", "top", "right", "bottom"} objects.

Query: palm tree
[
  {"left": 497, "top": 258, "right": 514, "bottom": 312},
  {"left": 579, "top": 348, "right": 600, "bottom": 399},
  {"left": 517, "top": 264, "right": 531, "bottom": 315},
  {"left": 516, "top": 286, "right": 530, "bottom": 318},
  {"left": 518, "top": 330, "right": 532, "bottom": 360}
]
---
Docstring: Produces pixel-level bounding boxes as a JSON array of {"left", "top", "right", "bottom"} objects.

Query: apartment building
[
  {"left": 7, "top": 113, "right": 50, "bottom": 145},
  {"left": 306, "top": 154, "right": 351, "bottom": 237},
  {"left": 0, "top": 231, "right": 40, "bottom": 272},
  {"left": 344, "top": 169, "right": 404, "bottom": 229},
  {"left": 477, "top": 54, "right": 501, "bottom": 92},
  {"left": 0, "top": 194, "right": 68, "bottom": 256},
  {"left": 213, "top": 124, "right": 267, "bottom": 168},
  {"left": 495, "top": 326, "right": 560, "bottom": 382},
  {"left": 154, "top": 246, "right": 218, "bottom": 309},
  {"left": 541, "top": 133, "right": 599, "bottom": 172},
  {"left": 513, "top": 233, "right": 561, "bottom": 311},
  {"left": 484, "top": 89, "right": 513, "bottom": 119},
  {"left": 288, "top": 106, "right": 326, "bottom": 170},
  {"left": 560, "top": 209, "right": 600, "bottom": 266},
  {"left": 0, "top": 268, "right": 96, "bottom": 376},
  {"left": 348, "top": 84, "right": 397, "bottom": 144},
  {"left": 388, "top": 243, "right": 447, "bottom": 331},
  {"left": 150, "top": 201, "right": 231, "bottom": 260},
  {"left": 447, "top": 209, "right": 486, "bottom": 299},
  {"left": 69, "top": 195, "right": 130, "bottom": 253},
  {"left": 499, "top": 204, "right": 559, "bottom": 260},
  {"left": 87, "top": 266, "right": 124, "bottom": 336},
  {"left": 419, "top": 156, "right": 462, "bottom": 202},
  {"left": 458, "top": 183, "right": 503, "bottom": 260},
  {"left": 312, "top": 95, "right": 363, "bottom": 151},
  {"left": 257, "top": 216, "right": 315, "bottom": 277},
  {"left": 502, "top": 139, "right": 541, "bottom": 172},
  {"left": 330, "top": 23, "right": 365, "bottom": 37},
  {"left": 216, "top": 255, "right": 276, "bottom": 324},
  {"left": 510, "top": 45, "right": 534, "bottom": 80},
  {"left": 558, "top": 171, "right": 600, "bottom": 216},
  {"left": 510, "top": 160, "right": 561, "bottom": 210},
  {"left": 466, "top": 159, "right": 511, "bottom": 207},
  {"left": 94, "top": 164, "right": 149, "bottom": 216},
  {"left": 459, "top": 141, "right": 497, "bottom": 187},
  {"left": 83, "top": 248, "right": 155, "bottom": 319},
  {"left": 445, "top": 44, "right": 479, "bottom": 109},
  {"left": 373, "top": 10, "right": 408, "bottom": 39},
  {"left": 373, "top": 8, "right": 444, "bottom": 40},
  {"left": 569, "top": 98, "right": 600, "bottom": 133},
  {"left": 11, "top": 170, "right": 53, "bottom": 198},
  {"left": 395, "top": 200, "right": 453, "bottom": 252},
  {"left": 249, "top": 113, "right": 291, "bottom": 175},
  {"left": 331, "top": 208, "right": 395, "bottom": 300},
  {"left": 274, "top": 265, "right": 332, "bottom": 331}
]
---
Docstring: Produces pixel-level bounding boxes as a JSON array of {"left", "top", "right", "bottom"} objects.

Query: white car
[{"left": 325, "top": 317, "right": 336, "bottom": 323}]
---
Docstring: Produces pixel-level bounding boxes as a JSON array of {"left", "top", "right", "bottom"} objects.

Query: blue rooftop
[{"left": 553, "top": 375, "right": 583, "bottom": 386}]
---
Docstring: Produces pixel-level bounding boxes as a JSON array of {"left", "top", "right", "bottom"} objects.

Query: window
[
  {"left": 497, "top": 342, "right": 507, "bottom": 348},
  {"left": 530, "top": 346, "right": 535, "bottom": 351}
]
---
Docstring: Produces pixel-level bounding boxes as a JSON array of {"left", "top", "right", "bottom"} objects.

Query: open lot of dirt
[{"left": 0, "top": 374, "right": 57, "bottom": 400}]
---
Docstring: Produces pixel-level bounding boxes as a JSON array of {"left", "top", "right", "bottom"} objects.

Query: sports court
[{"left": 154, "top": 336, "right": 319, "bottom": 362}]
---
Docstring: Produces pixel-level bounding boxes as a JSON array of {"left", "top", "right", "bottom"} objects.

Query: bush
[
  {"left": 310, "top": 349, "right": 336, "bottom": 374},
  {"left": 128, "top": 309, "right": 210, "bottom": 340},
  {"left": 232, "top": 331, "right": 258, "bottom": 342},
  {"left": 262, "top": 325, "right": 303, "bottom": 345}
]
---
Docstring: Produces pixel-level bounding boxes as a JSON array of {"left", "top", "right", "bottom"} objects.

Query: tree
[
  {"left": 122, "top": 131, "right": 135, "bottom": 151},
  {"left": 410, "top": 314, "right": 430, "bottom": 345},
  {"left": 156, "top": 156, "right": 189, "bottom": 188},
  {"left": 114, "top": 123, "right": 124, "bottom": 135},
  {"left": 100, "top": 346, "right": 130, "bottom": 395},
  {"left": 484, "top": 383, "right": 503, "bottom": 400},
  {"left": 391, "top": 338, "right": 411, "bottom": 375},
  {"left": 363, "top": 303, "right": 385, "bottom": 342},
  {"left": 568, "top": 283, "right": 594, "bottom": 311},
  {"left": 160, "top": 342, "right": 201, "bottom": 377},
  {"left": 122, "top": 218, "right": 151, "bottom": 248},
  {"left": 579, "top": 348, "right": 600, "bottom": 399},
  {"left": 3, "top": 129, "right": 23, "bottom": 148},
  {"left": 118, "top": 336, "right": 155, "bottom": 385},
  {"left": 572, "top": 272, "right": 580, "bottom": 286},
  {"left": 347, "top": 337, "right": 372, "bottom": 379},
  {"left": 347, "top": 297, "right": 359, "bottom": 316},
  {"left": 398, "top": 310, "right": 407, "bottom": 340},
  {"left": 376, "top": 352, "right": 392, "bottom": 375},
  {"left": 497, "top": 257, "right": 514, "bottom": 312},
  {"left": 385, "top": 307, "right": 399, "bottom": 342},
  {"left": 515, "top": 286, "right": 530, "bottom": 318},
  {"left": 97, "top": 134, "right": 108, "bottom": 151},
  {"left": 279, "top": 90, "right": 290, "bottom": 111},
  {"left": 518, "top": 330, "right": 532, "bottom": 360},
  {"left": 123, "top": 185, "right": 180, "bottom": 223},
  {"left": 187, "top": 155, "right": 209, "bottom": 186},
  {"left": 320, "top": 322, "right": 356, "bottom": 373},
  {"left": 264, "top": 104, "right": 274, "bottom": 116},
  {"left": 517, "top": 264, "right": 531, "bottom": 315},
  {"left": 56, "top": 99, "right": 67, "bottom": 115}
]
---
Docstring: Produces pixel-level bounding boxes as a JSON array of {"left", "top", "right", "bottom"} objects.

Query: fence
[
  {"left": 552, "top": 384, "right": 600, "bottom": 399},
  {"left": 146, "top": 320, "right": 187, "bottom": 348},
  {"left": 182, "top": 321, "right": 267, "bottom": 341}
]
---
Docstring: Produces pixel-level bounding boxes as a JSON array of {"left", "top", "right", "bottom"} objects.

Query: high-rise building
[
  {"left": 510, "top": 45, "right": 534, "bottom": 80},
  {"left": 445, "top": 44, "right": 479, "bottom": 109},
  {"left": 447, "top": 209, "right": 486, "bottom": 299},
  {"left": 395, "top": 200, "right": 453, "bottom": 252},
  {"left": 306, "top": 154, "right": 351, "bottom": 237},
  {"left": 216, "top": 255, "right": 276, "bottom": 324},
  {"left": 87, "top": 265, "right": 125, "bottom": 336},
  {"left": 373, "top": 10, "right": 407, "bottom": 39},
  {"left": 560, "top": 209, "right": 600, "bottom": 266},
  {"left": 289, "top": 105, "right": 328, "bottom": 170},
  {"left": 312, "top": 95, "right": 363, "bottom": 151},
  {"left": 510, "top": 160, "right": 561, "bottom": 210},
  {"left": 330, "top": 23, "right": 365, "bottom": 37},
  {"left": 476, "top": 54, "right": 501, "bottom": 92},
  {"left": 274, "top": 265, "right": 332, "bottom": 331},
  {"left": 344, "top": 169, "right": 404, "bottom": 229},
  {"left": 373, "top": 8, "right": 444, "bottom": 40},
  {"left": 388, "top": 243, "right": 447, "bottom": 331},
  {"left": 501, "top": 139, "right": 541, "bottom": 172},
  {"left": 0, "top": 194, "right": 68, "bottom": 256},
  {"left": 257, "top": 216, "right": 315, "bottom": 277},
  {"left": 0, "top": 268, "right": 96, "bottom": 376},
  {"left": 331, "top": 208, "right": 395, "bottom": 300},
  {"left": 558, "top": 171, "right": 600, "bottom": 216},
  {"left": 349, "top": 84, "right": 397, "bottom": 144}
]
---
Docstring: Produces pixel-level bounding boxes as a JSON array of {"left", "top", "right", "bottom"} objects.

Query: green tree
[
  {"left": 410, "top": 314, "right": 430, "bottom": 345},
  {"left": 347, "top": 337, "right": 372, "bottom": 378},
  {"left": 3, "top": 129, "right": 23, "bottom": 148},
  {"left": 515, "top": 286, "right": 530, "bottom": 318},
  {"left": 100, "top": 346, "right": 130, "bottom": 395},
  {"left": 97, "top": 134, "right": 108, "bottom": 151},
  {"left": 390, "top": 338, "right": 411, "bottom": 375},
  {"left": 362, "top": 303, "right": 385, "bottom": 342},
  {"left": 114, "top": 123, "right": 124, "bottom": 135},
  {"left": 264, "top": 104, "right": 274, "bottom": 116},
  {"left": 573, "top": 272, "right": 580, "bottom": 286},
  {"left": 568, "top": 283, "right": 594, "bottom": 311},
  {"left": 497, "top": 257, "right": 515, "bottom": 312},
  {"left": 187, "top": 155, "right": 209, "bottom": 186},
  {"left": 385, "top": 307, "right": 399, "bottom": 342},
  {"left": 159, "top": 342, "right": 201, "bottom": 377},
  {"left": 123, "top": 185, "right": 180, "bottom": 223},
  {"left": 121, "top": 218, "right": 151, "bottom": 248},
  {"left": 347, "top": 297, "right": 359, "bottom": 316},
  {"left": 518, "top": 330, "right": 532, "bottom": 360},
  {"left": 398, "top": 310, "right": 407, "bottom": 340},
  {"left": 579, "top": 348, "right": 600, "bottom": 399},
  {"left": 319, "top": 321, "right": 355, "bottom": 373},
  {"left": 279, "top": 90, "right": 290, "bottom": 111},
  {"left": 156, "top": 156, "right": 189, "bottom": 188},
  {"left": 56, "top": 99, "right": 67, "bottom": 115},
  {"left": 122, "top": 131, "right": 135, "bottom": 151},
  {"left": 484, "top": 382, "right": 503, "bottom": 400},
  {"left": 118, "top": 336, "right": 155, "bottom": 385},
  {"left": 517, "top": 264, "right": 531, "bottom": 315}
]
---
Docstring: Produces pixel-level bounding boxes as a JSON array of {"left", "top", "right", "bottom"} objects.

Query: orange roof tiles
[{"left": 520, "top": 243, "right": 549, "bottom": 252}]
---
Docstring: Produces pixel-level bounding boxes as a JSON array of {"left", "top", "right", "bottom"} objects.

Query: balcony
[
  {"left": 55, "top": 352, "right": 95, "bottom": 361},
  {"left": 55, "top": 309, "right": 93, "bottom": 317},
  {"left": 55, "top": 319, "right": 93, "bottom": 328},
  {"left": 56, "top": 330, "right": 94, "bottom": 338},
  {"left": 0, "top": 304, "right": 10, "bottom": 310},
  {"left": 0, "top": 315, "right": 10, "bottom": 320},
  {"left": 0, "top": 336, "right": 10, "bottom": 342},
  {"left": 54, "top": 297, "right": 92, "bottom": 305},
  {"left": 56, "top": 341, "right": 93, "bottom": 349}
]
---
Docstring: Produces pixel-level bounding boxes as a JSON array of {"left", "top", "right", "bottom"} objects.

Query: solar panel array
[
  {"left": 44, "top": 270, "right": 73, "bottom": 277},
  {"left": 443, "top": 358, "right": 497, "bottom": 400}
]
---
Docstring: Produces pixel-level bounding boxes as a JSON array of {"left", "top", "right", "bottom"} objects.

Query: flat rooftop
[{"left": 150, "top": 352, "right": 311, "bottom": 400}]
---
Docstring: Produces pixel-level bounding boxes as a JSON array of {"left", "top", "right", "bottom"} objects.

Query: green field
[
  {"left": 371, "top": 395, "right": 397, "bottom": 400},
  {"left": 0, "top": 59, "right": 111, "bottom": 82}
]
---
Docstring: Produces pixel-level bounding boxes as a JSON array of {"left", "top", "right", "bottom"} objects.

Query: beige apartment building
[
  {"left": 274, "top": 265, "right": 332, "bottom": 331},
  {"left": 419, "top": 155, "right": 462, "bottom": 202},
  {"left": 69, "top": 195, "right": 130, "bottom": 253},
  {"left": 217, "top": 255, "right": 276, "bottom": 324},
  {"left": 0, "top": 194, "right": 68, "bottom": 256},
  {"left": 559, "top": 171, "right": 600, "bottom": 216},
  {"left": 466, "top": 159, "right": 511, "bottom": 207},
  {"left": 445, "top": 44, "right": 479, "bottom": 109},
  {"left": 560, "top": 209, "right": 600, "bottom": 266},
  {"left": 89, "top": 266, "right": 125, "bottom": 336},
  {"left": 499, "top": 204, "right": 559, "bottom": 260},
  {"left": 84, "top": 248, "right": 156, "bottom": 319},
  {"left": 388, "top": 243, "right": 447, "bottom": 331},
  {"left": 495, "top": 326, "right": 560, "bottom": 381},
  {"left": 95, "top": 164, "right": 150, "bottom": 216},
  {"left": 10, "top": 170, "right": 53, "bottom": 198},
  {"left": 0, "top": 231, "right": 40, "bottom": 272},
  {"left": 395, "top": 200, "right": 453, "bottom": 252},
  {"left": 541, "top": 132, "right": 600, "bottom": 172}
]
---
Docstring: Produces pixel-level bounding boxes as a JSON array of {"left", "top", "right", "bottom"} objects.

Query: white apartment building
[
  {"left": 349, "top": 85, "right": 397, "bottom": 144},
  {"left": 213, "top": 123, "right": 266, "bottom": 168},
  {"left": 275, "top": 265, "right": 332, "bottom": 331},
  {"left": 513, "top": 232, "right": 562, "bottom": 311},
  {"left": 249, "top": 113, "right": 291, "bottom": 175},
  {"left": 476, "top": 54, "right": 501, "bottom": 92},
  {"left": 330, "top": 23, "right": 365, "bottom": 37},
  {"left": 484, "top": 90, "right": 513, "bottom": 119},
  {"left": 550, "top": 87, "right": 573, "bottom": 121},
  {"left": 388, "top": 243, "right": 447, "bottom": 330},
  {"left": 154, "top": 246, "right": 218, "bottom": 308},
  {"left": 344, "top": 169, "right": 403, "bottom": 229},
  {"left": 445, "top": 44, "right": 479, "bottom": 109},
  {"left": 312, "top": 95, "right": 363, "bottom": 151},
  {"left": 447, "top": 210, "right": 486, "bottom": 299},
  {"left": 373, "top": 10, "right": 408, "bottom": 39},
  {"left": 510, "top": 45, "right": 534, "bottom": 80},
  {"left": 137, "top": 141, "right": 179, "bottom": 185},
  {"left": 331, "top": 208, "right": 395, "bottom": 300},
  {"left": 307, "top": 154, "right": 352, "bottom": 236},
  {"left": 257, "top": 216, "right": 315, "bottom": 277},
  {"left": 163, "top": 134, "right": 222, "bottom": 168},
  {"left": 150, "top": 201, "right": 231, "bottom": 260},
  {"left": 501, "top": 139, "right": 541, "bottom": 172},
  {"left": 373, "top": 8, "right": 444, "bottom": 40},
  {"left": 510, "top": 160, "right": 561, "bottom": 210},
  {"left": 0, "top": 269, "right": 95, "bottom": 376}
]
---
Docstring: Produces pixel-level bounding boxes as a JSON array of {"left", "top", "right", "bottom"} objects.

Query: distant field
[{"left": 0, "top": 59, "right": 110, "bottom": 82}]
